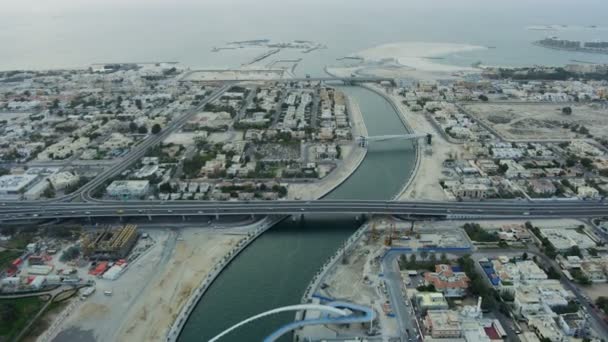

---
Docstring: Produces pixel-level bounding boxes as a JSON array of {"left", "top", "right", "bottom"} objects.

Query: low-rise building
[
  {"left": 454, "top": 183, "right": 489, "bottom": 199},
  {"left": 415, "top": 292, "right": 449, "bottom": 312},
  {"left": 580, "top": 260, "right": 607, "bottom": 283},
  {"left": 106, "top": 180, "right": 150, "bottom": 199},
  {"left": 577, "top": 186, "right": 600, "bottom": 199},
  {"left": 423, "top": 264, "right": 469, "bottom": 297},
  {"left": 48, "top": 171, "right": 80, "bottom": 190},
  {"left": 424, "top": 310, "right": 461, "bottom": 339},
  {"left": 557, "top": 312, "right": 586, "bottom": 337},
  {"left": 0, "top": 174, "right": 38, "bottom": 195}
]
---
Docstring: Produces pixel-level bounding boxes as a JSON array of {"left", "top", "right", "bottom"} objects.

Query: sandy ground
[
  {"left": 366, "top": 85, "right": 465, "bottom": 201},
  {"left": 352, "top": 42, "right": 486, "bottom": 72},
  {"left": 463, "top": 102, "right": 608, "bottom": 141},
  {"left": 306, "top": 237, "right": 399, "bottom": 339},
  {"left": 288, "top": 92, "right": 367, "bottom": 200},
  {"left": 581, "top": 283, "right": 608, "bottom": 302},
  {"left": 50, "top": 227, "right": 250, "bottom": 342}
]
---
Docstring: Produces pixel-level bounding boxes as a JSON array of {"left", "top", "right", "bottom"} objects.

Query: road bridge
[{"left": 1, "top": 200, "right": 608, "bottom": 222}]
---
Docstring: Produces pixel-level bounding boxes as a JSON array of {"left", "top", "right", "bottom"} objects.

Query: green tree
[
  {"left": 135, "top": 99, "right": 143, "bottom": 110},
  {"left": 151, "top": 123, "right": 162, "bottom": 134},
  {"left": 580, "top": 157, "right": 593, "bottom": 169},
  {"left": 129, "top": 121, "right": 138, "bottom": 133},
  {"left": 42, "top": 185, "right": 56, "bottom": 198},
  {"left": 562, "top": 106, "right": 572, "bottom": 115},
  {"left": 138, "top": 125, "right": 148, "bottom": 134}
]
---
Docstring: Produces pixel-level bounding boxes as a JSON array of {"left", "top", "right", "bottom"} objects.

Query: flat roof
[{"left": 0, "top": 174, "right": 38, "bottom": 192}]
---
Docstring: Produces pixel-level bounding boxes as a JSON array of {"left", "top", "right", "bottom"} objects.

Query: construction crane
[
  {"left": 370, "top": 222, "right": 379, "bottom": 241},
  {"left": 384, "top": 222, "right": 396, "bottom": 246}
]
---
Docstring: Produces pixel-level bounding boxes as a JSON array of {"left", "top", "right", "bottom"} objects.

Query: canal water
[{"left": 178, "top": 86, "right": 416, "bottom": 341}]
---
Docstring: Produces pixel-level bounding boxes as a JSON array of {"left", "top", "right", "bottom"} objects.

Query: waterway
[{"left": 178, "top": 86, "right": 415, "bottom": 341}]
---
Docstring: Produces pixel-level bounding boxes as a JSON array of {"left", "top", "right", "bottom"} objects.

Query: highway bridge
[
  {"left": 1, "top": 199, "right": 607, "bottom": 222},
  {"left": 182, "top": 73, "right": 394, "bottom": 84}
]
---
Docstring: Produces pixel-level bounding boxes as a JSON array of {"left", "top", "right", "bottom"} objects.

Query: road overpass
[{"left": 1, "top": 199, "right": 608, "bottom": 222}]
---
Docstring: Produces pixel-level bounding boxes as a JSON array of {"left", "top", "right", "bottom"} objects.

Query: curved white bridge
[{"left": 208, "top": 302, "right": 375, "bottom": 342}]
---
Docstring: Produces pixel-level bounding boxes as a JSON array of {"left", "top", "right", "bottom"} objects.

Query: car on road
[{"left": 167, "top": 209, "right": 173, "bottom": 213}]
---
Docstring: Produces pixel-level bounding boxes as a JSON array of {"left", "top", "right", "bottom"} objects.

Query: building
[
  {"left": 424, "top": 310, "right": 461, "bottom": 338},
  {"left": 539, "top": 228, "right": 596, "bottom": 252},
  {"left": 454, "top": 183, "right": 489, "bottom": 199},
  {"left": 415, "top": 292, "right": 449, "bottom": 312},
  {"left": 423, "top": 264, "right": 469, "bottom": 297},
  {"left": 106, "top": 180, "right": 149, "bottom": 199},
  {"left": 557, "top": 312, "right": 586, "bottom": 337},
  {"left": 528, "top": 316, "right": 567, "bottom": 342},
  {"left": 23, "top": 179, "right": 50, "bottom": 200},
  {"left": 82, "top": 224, "right": 139, "bottom": 259},
  {"left": 48, "top": 171, "right": 80, "bottom": 190},
  {"left": 580, "top": 260, "right": 607, "bottom": 283},
  {"left": 0, "top": 174, "right": 38, "bottom": 195},
  {"left": 556, "top": 255, "right": 582, "bottom": 270},
  {"left": 528, "top": 179, "right": 556, "bottom": 196},
  {"left": 577, "top": 186, "right": 600, "bottom": 199}
]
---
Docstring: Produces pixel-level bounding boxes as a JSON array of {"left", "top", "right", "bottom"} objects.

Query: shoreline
[
  {"left": 352, "top": 42, "right": 487, "bottom": 72},
  {"left": 166, "top": 216, "right": 282, "bottom": 342}
]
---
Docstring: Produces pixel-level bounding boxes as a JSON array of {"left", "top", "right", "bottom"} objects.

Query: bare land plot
[{"left": 464, "top": 103, "right": 608, "bottom": 140}]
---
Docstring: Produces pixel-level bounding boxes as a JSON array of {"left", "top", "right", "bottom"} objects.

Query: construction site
[{"left": 82, "top": 224, "right": 139, "bottom": 260}]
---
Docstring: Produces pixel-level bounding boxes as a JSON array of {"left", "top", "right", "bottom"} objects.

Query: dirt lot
[
  {"left": 50, "top": 227, "right": 247, "bottom": 342},
  {"left": 463, "top": 103, "right": 608, "bottom": 140}
]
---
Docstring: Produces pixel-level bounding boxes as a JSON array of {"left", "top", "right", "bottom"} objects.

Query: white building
[
  {"left": 0, "top": 174, "right": 38, "bottom": 195},
  {"left": 48, "top": 171, "right": 80, "bottom": 190},
  {"left": 106, "top": 180, "right": 150, "bottom": 198}
]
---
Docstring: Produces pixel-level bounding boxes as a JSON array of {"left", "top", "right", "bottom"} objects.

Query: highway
[{"left": 1, "top": 199, "right": 608, "bottom": 222}]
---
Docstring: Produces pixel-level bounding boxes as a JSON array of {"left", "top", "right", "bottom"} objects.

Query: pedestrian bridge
[{"left": 356, "top": 133, "right": 431, "bottom": 146}]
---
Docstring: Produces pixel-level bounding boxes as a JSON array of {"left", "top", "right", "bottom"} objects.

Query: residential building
[
  {"left": 454, "top": 183, "right": 489, "bottom": 199},
  {"left": 423, "top": 264, "right": 469, "bottom": 297},
  {"left": 580, "top": 260, "right": 607, "bottom": 283},
  {"left": 106, "top": 180, "right": 150, "bottom": 199},
  {"left": 424, "top": 310, "right": 461, "bottom": 338},
  {"left": 557, "top": 312, "right": 586, "bottom": 337},
  {"left": 415, "top": 292, "right": 449, "bottom": 312},
  {"left": 48, "top": 171, "right": 80, "bottom": 190},
  {"left": 577, "top": 186, "right": 600, "bottom": 199}
]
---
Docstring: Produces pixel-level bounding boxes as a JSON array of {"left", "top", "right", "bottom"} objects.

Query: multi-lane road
[{"left": 1, "top": 199, "right": 608, "bottom": 222}]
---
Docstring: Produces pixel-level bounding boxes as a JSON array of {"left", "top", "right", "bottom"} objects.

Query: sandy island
[{"left": 352, "top": 41, "right": 486, "bottom": 72}]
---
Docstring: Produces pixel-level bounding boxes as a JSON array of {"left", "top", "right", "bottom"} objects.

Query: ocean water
[{"left": 2, "top": 0, "right": 608, "bottom": 73}]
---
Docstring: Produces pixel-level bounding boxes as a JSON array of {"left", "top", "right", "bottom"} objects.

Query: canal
[{"left": 178, "top": 86, "right": 416, "bottom": 342}]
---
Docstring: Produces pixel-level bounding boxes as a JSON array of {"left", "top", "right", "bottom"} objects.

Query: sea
[{"left": 1, "top": 0, "right": 608, "bottom": 75}]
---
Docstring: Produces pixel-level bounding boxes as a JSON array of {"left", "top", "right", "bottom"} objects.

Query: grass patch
[
  {"left": 0, "top": 250, "right": 22, "bottom": 270},
  {"left": 0, "top": 297, "right": 46, "bottom": 340}
]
